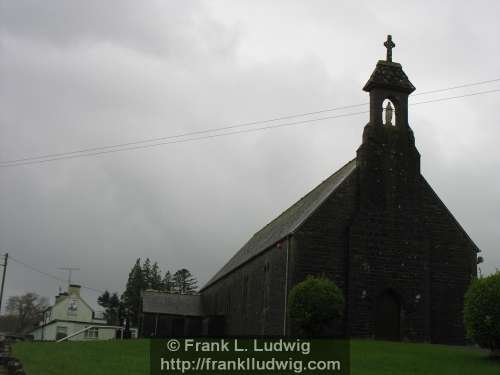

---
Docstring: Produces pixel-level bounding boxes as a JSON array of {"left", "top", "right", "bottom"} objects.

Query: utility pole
[
  {"left": 58, "top": 267, "right": 80, "bottom": 286},
  {"left": 0, "top": 253, "right": 8, "bottom": 314}
]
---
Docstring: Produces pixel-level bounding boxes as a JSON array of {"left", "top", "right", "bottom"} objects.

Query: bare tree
[{"left": 6, "top": 292, "right": 49, "bottom": 333}]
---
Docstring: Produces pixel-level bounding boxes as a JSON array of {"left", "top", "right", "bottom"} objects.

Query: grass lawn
[
  {"left": 13, "top": 339, "right": 150, "bottom": 375},
  {"left": 350, "top": 340, "right": 499, "bottom": 375},
  {"left": 13, "top": 339, "right": 499, "bottom": 375}
]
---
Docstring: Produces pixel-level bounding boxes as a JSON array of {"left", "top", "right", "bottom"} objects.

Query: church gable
[
  {"left": 420, "top": 176, "right": 479, "bottom": 254},
  {"left": 419, "top": 177, "right": 478, "bottom": 343}
]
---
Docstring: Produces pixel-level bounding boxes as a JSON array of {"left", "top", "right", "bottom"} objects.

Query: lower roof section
[{"left": 142, "top": 290, "right": 204, "bottom": 316}]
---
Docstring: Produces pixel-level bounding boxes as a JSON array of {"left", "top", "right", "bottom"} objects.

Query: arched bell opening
[{"left": 382, "top": 98, "right": 397, "bottom": 127}]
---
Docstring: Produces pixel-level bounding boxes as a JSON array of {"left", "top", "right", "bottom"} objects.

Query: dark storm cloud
[{"left": 0, "top": 1, "right": 498, "bottom": 309}]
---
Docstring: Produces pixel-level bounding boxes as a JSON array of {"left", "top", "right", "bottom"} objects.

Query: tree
[
  {"left": 288, "top": 276, "right": 344, "bottom": 336},
  {"left": 6, "top": 292, "right": 49, "bottom": 333},
  {"left": 97, "top": 290, "right": 123, "bottom": 326},
  {"left": 149, "top": 262, "right": 163, "bottom": 290},
  {"left": 121, "top": 259, "right": 146, "bottom": 327},
  {"left": 173, "top": 269, "right": 198, "bottom": 294},
  {"left": 464, "top": 271, "right": 500, "bottom": 356},
  {"left": 97, "top": 290, "right": 111, "bottom": 307},
  {"left": 142, "top": 258, "right": 152, "bottom": 288},
  {"left": 162, "top": 271, "right": 174, "bottom": 292}
]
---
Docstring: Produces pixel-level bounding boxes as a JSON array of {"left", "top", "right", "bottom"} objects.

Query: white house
[{"left": 30, "top": 284, "right": 120, "bottom": 341}]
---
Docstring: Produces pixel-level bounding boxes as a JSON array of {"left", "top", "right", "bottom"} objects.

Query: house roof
[
  {"left": 201, "top": 159, "right": 357, "bottom": 290},
  {"left": 30, "top": 319, "right": 110, "bottom": 332},
  {"left": 142, "top": 290, "right": 204, "bottom": 316}
]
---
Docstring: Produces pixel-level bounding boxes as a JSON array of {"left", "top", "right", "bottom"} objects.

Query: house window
[
  {"left": 84, "top": 327, "right": 99, "bottom": 339},
  {"left": 68, "top": 299, "right": 78, "bottom": 316},
  {"left": 45, "top": 310, "right": 52, "bottom": 323},
  {"left": 56, "top": 326, "right": 68, "bottom": 340}
]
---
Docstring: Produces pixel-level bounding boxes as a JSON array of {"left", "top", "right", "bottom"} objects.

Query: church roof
[
  {"left": 142, "top": 290, "right": 204, "bottom": 316},
  {"left": 363, "top": 60, "right": 415, "bottom": 94},
  {"left": 201, "top": 159, "right": 357, "bottom": 290}
]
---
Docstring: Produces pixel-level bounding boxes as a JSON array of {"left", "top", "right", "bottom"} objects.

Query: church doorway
[{"left": 374, "top": 290, "right": 401, "bottom": 341}]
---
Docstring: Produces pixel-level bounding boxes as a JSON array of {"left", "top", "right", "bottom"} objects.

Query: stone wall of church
[
  {"left": 288, "top": 169, "right": 359, "bottom": 337},
  {"left": 345, "top": 173, "right": 476, "bottom": 344},
  {"left": 420, "top": 178, "right": 477, "bottom": 344},
  {"left": 347, "top": 199, "right": 432, "bottom": 342},
  {"left": 347, "top": 122, "right": 432, "bottom": 342},
  {"left": 201, "top": 239, "right": 288, "bottom": 336}
]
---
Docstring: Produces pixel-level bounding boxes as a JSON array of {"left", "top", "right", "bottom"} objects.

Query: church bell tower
[
  {"left": 357, "top": 35, "right": 420, "bottom": 210},
  {"left": 349, "top": 36, "right": 431, "bottom": 341}
]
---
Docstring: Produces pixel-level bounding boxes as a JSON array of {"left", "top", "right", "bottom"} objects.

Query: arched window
[{"left": 382, "top": 99, "right": 396, "bottom": 126}]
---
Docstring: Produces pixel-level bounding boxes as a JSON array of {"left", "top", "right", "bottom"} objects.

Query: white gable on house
[{"left": 30, "top": 284, "right": 119, "bottom": 341}]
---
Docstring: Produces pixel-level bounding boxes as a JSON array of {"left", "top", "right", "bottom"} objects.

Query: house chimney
[{"left": 68, "top": 284, "right": 81, "bottom": 296}]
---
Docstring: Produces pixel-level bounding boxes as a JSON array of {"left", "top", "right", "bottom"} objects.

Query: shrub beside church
[{"left": 464, "top": 272, "right": 500, "bottom": 356}]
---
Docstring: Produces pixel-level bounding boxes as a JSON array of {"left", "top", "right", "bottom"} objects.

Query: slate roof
[
  {"left": 201, "top": 159, "right": 357, "bottom": 290},
  {"left": 142, "top": 290, "right": 204, "bottom": 316},
  {"left": 363, "top": 60, "right": 415, "bottom": 94}
]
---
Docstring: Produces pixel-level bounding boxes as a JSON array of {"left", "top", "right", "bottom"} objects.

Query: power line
[
  {"left": 2, "top": 76, "right": 499, "bottom": 167},
  {"left": 412, "top": 78, "right": 500, "bottom": 96},
  {"left": 2, "top": 110, "right": 369, "bottom": 167},
  {"left": 1, "top": 85, "right": 500, "bottom": 168},
  {"left": 1, "top": 77, "right": 499, "bottom": 166},
  {"left": 0, "top": 102, "right": 368, "bottom": 165},
  {"left": 8, "top": 255, "right": 105, "bottom": 294},
  {"left": 411, "top": 88, "right": 500, "bottom": 106}
]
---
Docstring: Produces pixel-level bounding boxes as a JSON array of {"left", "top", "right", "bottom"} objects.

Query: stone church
[{"left": 141, "top": 36, "right": 479, "bottom": 344}]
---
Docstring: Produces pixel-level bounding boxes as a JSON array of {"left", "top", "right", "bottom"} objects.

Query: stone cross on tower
[{"left": 384, "top": 35, "right": 395, "bottom": 62}]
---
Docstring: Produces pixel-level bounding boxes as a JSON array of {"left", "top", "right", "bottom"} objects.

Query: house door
[{"left": 374, "top": 290, "right": 401, "bottom": 341}]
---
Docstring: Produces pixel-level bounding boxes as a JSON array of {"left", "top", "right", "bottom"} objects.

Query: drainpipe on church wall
[{"left": 282, "top": 235, "right": 291, "bottom": 336}]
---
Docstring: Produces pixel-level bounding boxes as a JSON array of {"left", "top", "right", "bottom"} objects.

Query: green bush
[
  {"left": 464, "top": 271, "right": 500, "bottom": 354},
  {"left": 288, "top": 276, "right": 344, "bottom": 336}
]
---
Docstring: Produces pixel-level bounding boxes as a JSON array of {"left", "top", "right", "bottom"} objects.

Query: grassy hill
[{"left": 13, "top": 339, "right": 499, "bottom": 375}]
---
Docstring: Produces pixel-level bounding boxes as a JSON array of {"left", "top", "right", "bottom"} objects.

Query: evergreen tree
[
  {"left": 173, "top": 268, "right": 198, "bottom": 294},
  {"left": 149, "top": 262, "right": 163, "bottom": 290},
  {"left": 142, "top": 258, "right": 152, "bottom": 288},
  {"left": 98, "top": 290, "right": 122, "bottom": 326},
  {"left": 162, "top": 271, "right": 174, "bottom": 292},
  {"left": 97, "top": 290, "right": 111, "bottom": 308},
  {"left": 121, "top": 258, "right": 146, "bottom": 327},
  {"left": 107, "top": 292, "right": 122, "bottom": 326}
]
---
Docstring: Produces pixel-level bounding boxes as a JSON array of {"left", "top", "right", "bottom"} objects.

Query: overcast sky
[{"left": 1, "top": 1, "right": 499, "bottom": 309}]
